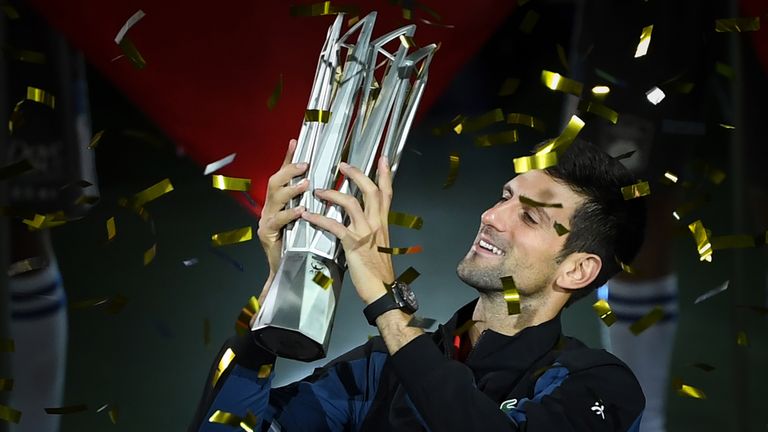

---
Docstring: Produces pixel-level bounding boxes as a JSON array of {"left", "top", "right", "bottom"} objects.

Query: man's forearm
[{"left": 375, "top": 308, "right": 424, "bottom": 355}]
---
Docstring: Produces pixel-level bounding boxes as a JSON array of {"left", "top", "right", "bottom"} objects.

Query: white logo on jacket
[{"left": 591, "top": 401, "right": 605, "bottom": 420}]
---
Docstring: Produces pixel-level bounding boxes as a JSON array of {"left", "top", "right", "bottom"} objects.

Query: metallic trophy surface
[{"left": 251, "top": 12, "right": 437, "bottom": 361}]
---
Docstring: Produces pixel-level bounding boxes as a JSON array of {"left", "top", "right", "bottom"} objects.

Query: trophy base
[
  {"left": 251, "top": 251, "right": 344, "bottom": 362},
  {"left": 252, "top": 326, "right": 324, "bottom": 362}
]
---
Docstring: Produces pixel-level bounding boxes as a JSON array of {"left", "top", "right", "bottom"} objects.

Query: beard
[{"left": 456, "top": 252, "right": 507, "bottom": 293}]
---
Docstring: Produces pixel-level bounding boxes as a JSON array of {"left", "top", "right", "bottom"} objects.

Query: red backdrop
[{"left": 26, "top": 0, "right": 518, "bottom": 215}]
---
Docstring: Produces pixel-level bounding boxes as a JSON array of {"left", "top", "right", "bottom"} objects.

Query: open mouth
[{"left": 477, "top": 239, "right": 505, "bottom": 256}]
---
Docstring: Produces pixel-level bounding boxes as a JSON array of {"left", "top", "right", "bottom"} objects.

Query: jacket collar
[{"left": 436, "top": 298, "right": 563, "bottom": 378}]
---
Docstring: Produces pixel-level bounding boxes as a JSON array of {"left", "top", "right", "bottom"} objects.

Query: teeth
[{"left": 479, "top": 239, "right": 504, "bottom": 256}]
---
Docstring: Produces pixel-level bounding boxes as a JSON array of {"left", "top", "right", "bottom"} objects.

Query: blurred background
[{"left": 0, "top": 0, "right": 766, "bottom": 430}]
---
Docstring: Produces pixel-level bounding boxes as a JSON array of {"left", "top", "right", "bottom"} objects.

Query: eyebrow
[{"left": 504, "top": 185, "right": 554, "bottom": 224}]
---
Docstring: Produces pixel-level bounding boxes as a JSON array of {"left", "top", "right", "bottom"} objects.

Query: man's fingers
[
  {"left": 281, "top": 139, "right": 298, "bottom": 167},
  {"left": 377, "top": 156, "right": 393, "bottom": 204},
  {"left": 314, "top": 189, "right": 366, "bottom": 227},
  {"left": 269, "top": 178, "right": 309, "bottom": 211},
  {"left": 300, "top": 211, "right": 347, "bottom": 240},
  {"left": 339, "top": 162, "right": 380, "bottom": 220},
  {"left": 258, "top": 206, "right": 305, "bottom": 237},
  {"left": 267, "top": 162, "right": 308, "bottom": 193}
]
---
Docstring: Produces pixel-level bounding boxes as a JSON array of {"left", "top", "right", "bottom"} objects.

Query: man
[{"left": 191, "top": 137, "right": 647, "bottom": 431}]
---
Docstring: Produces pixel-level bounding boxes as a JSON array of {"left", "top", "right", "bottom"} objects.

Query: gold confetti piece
[
  {"left": 621, "top": 181, "right": 651, "bottom": 200},
  {"left": 634, "top": 25, "right": 653, "bottom": 58},
  {"left": 448, "top": 114, "right": 467, "bottom": 135},
  {"left": 377, "top": 245, "right": 423, "bottom": 255},
  {"left": 556, "top": 44, "right": 570, "bottom": 71},
  {"left": 474, "top": 130, "right": 518, "bottom": 147},
  {"left": 617, "top": 258, "right": 636, "bottom": 274},
  {"left": 130, "top": 178, "right": 174, "bottom": 208},
  {"left": 0, "top": 404, "right": 21, "bottom": 423},
  {"left": 541, "top": 70, "right": 583, "bottom": 96},
  {"left": 443, "top": 152, "right": 460, "bottom": 188},
  {"left": 312, "top": 272, "right": 333, "bottom": 290},
  {"left": 141, "top": 243, "right": 156, "bottom": 266},
  {"left": 3, "top": 45, "right": 45, "bottom": 64},
  {"left": 0, "top": 338, "right": 15, "bottom": 351},
  {"left": 212, "top": 348, "right": 236, "bottom": 388},
  {"left": 396, "top": 266, "right": 421, "bottom": 285},
  {"left": 257, "top": 364, "right": 273, "bottom": 379},
  {"left": 518, "top": 10, "right": 539, "bottom": 34},
  {"left": 592, "top": 299, "right": 616, "bottom": 327},
  {"left": 289, "top": 2, "right": 358, "bottom": 17},
  {"left": 553, "top": 221, "right": 569, "bottom": 236},
  {"left": 689, "top": 363, "right": 716, "bottom": 372},
  {"left": 399, "top": 35, "right": 416, "bottom": 48},
  {"left": 629, "top": 306, "right": 664, "bottom": 335},
  {"left": 506, "top": 113, "right": 546, "bottom": 132},
  {"left": 461, "top": 108, "right": 504, "bottom": 133},
  {"left": 74, "top": 194, "right": 99, "bottom": 206},
  {"left": 737, "top": 330, "right": 749, "bottom": 346},
  {"left": 715, "top": 17, "right": 760, "bottom": 32},
  {"left": 407, "top": 316, "right": 437, "bottom": 329},
  {"left": 498, "top": 78, "right": 520, "bottom": 96},
  {"left": 106, "top": 217, "right": 116, "bottom": 241},
  {"left": 388, "top": 212, "right": 423, "bottom": 229},
  {"left": 26, "top": 86, "right": 55, "bottom": 109},
  {"left": 688, "top": 220, "right": 713, "bottom": 262},
  {"left": 304, "top": 109, "right": 331, "bottom": 123},
  {"left": 209, "top": 410, "right": 241, "bottom": 426},
  {"left": 718, "top": 123, "right": 735, "bottom": 130},
  {"left": 267, "top": 74, "right": 283, "bottom": 111},
  {"left": 236, "top": 296, "right": 260, "bottom": 335},
  {"left": 21, "top": 213, "right": 66, "bottom": 231},
  {"left": 7, "top": 257, "right": 48, "bottom": 277},
  {"left": 519, "top": 195, "right": 563, "bottom": 208},
  {"left": 0, "top": 379, "right": 13, "bottom": 391},
  {"left": 513, "top": 152, "right": 558, "bottom": 174},
  {"left": 211, "top": 226, "right": 253, "bottom": 247},
  {"left": 44, "top": 404, "right": 88, "bottom": 415},
  {"left": 212, "top": 175, "right": 251, "bottom": 192},
  {"left": 673, "top": 378, "right": 706, "bottom": 399},
  {"left": 501, "top": 276, "right": 520, "bottom": 315},
  {"left": 117, "top": 38, "right": 146, "bottom": 69},
  {"left": 715, "top": 62, "right": 734, "bottom": 79},
  {"left": 108, "top": 405, "right": 118, "bottom": 424},
  {"left": 70, "top": 297, "right": 110, "bottom": 309},
  {"left": 240, "top": 411, "right": 259, "bottom": 432},
  {"left": 711, "top": 235, "right": 755, "bottom": 250},
  {"left": 535, "top": 115, "right": 585, "bottom": 155},
  {"left": 203, "top": 318, "right": 211, "bottom": 347},
  {"left": 88, "top": 130, "right": 104, "bottom": 149},
  {"left": 401, "top": 8, "right": 412, "bottom": 19},
  {"left": 0, "top": 159, "right": 34, "bottom": 180},
  {"left": 347, "top": 15, "right": 359, "bottom": 26},
  {"left": 577, "top": 100, "right": 618, "bottom": 124}
]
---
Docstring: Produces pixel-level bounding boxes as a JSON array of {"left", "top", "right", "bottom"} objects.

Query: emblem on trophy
[{"left": 251, "top": 11, "right": 437, "bottom": 361}]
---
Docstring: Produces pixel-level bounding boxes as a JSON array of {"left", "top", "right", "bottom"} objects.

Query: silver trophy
[{"left": 251, "top": 12, "right": 437, "bottom": 361}]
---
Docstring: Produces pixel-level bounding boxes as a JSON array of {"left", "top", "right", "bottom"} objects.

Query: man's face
[{"left": 457, "top": 170, "right": 583, "bottom": 296}]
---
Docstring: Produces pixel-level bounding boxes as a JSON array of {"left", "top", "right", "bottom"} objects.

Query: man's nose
[{"left": 481, "top": 201, "right": 511, "bottom": 231}]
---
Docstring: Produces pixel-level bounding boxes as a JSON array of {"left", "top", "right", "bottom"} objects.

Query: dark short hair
[{"left": 542, "top": 139, "right": 647, "bottom": 306}]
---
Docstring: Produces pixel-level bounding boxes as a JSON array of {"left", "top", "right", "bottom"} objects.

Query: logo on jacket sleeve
[
  {"left": 591, "top": 401, "right": 605, "bottom": 420},
  {"left": 499, "top": 399, "right": 518, "bottom": 413}
]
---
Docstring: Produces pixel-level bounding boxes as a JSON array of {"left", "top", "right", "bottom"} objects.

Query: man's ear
[{"left": 555, "top": 253, "right": 602, "bottom": 291}]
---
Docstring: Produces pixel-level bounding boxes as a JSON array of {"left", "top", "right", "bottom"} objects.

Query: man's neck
[{"left": 469, "top": 290, "right": 561, "bottom": 346}]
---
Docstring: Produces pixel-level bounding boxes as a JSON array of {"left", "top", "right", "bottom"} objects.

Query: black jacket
[{"left": 191, "top": 300, "right": 645, "bottom": 431}]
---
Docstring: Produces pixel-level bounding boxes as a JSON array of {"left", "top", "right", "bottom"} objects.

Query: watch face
[{"left": 395, "top": 283, "right": 418, "bottom": 311}]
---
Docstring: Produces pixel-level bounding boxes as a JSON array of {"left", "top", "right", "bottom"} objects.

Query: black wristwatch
[{"left": 363, "top": 281, "right": 418, "bottom": 326}]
